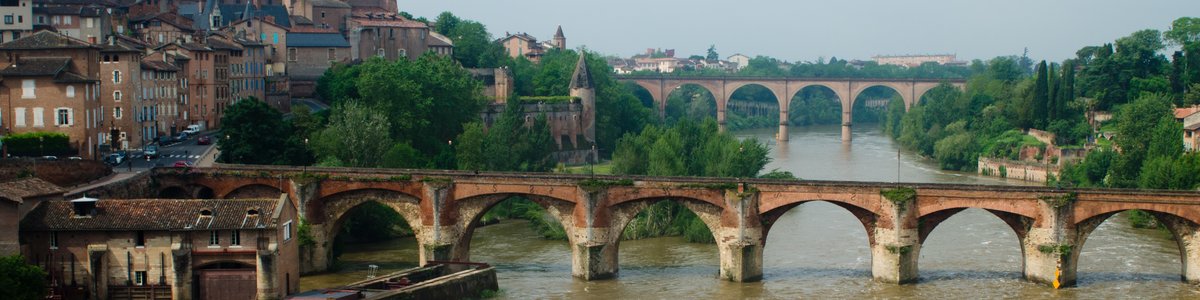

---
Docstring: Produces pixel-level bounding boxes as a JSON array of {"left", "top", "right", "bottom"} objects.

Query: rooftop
[
  {"left": 0, "top": 30, "right": 98, "bottom": 50},
  {"left": 286, "top": 32, "right": 350, "bottom": 47},
  {"left": 21, "top": 198, "right": 285, "bottom": 231},
  {"left": 0, "top": 178, "right": 65, "bottom": 204}
]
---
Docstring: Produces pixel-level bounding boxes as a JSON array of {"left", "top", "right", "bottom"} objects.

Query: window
[
  {"left": 49, "top": 232, "right": 57, "bottom": 249},
  {"left": 209, "top": 231, "right": 220, "bottom": 246},
  {"left": 114, "top": 107, "right": 122, "bottom": 119},
  {"left": 114, "top": 91, "right": 122, "bottom": 102},
  {"left": 36, "top": 16, "right": 43, "bottom": 24},
  {"left": 376, "top": 47, "right": 384, "bottom": 57},
  {"left": 21, "top": 79, "right": 34, "bottom": 98},
  {"left": 398, "top": 49, "right": 407, "bottom": 59},
  {"left": 283, "top": 221, "right": 293, "bottom": 241},
  {"left": 231, "top": 230, "right": 241, "bottom": 246},
  {"left": 272, "top": 33, "right": 278, "bottom": 44},
  {"left": 113, "top": 70, "right": 121, "bottom": 83},
  {"left": 55, "top": 108, "right": 70, "bottom": 126},
  {"left": 14, "top": 107, "right": 24, "bottom": 127},
  {"left": 66, "top": 85, "right": 75, "bottom": 98},
  {"left": 287, "top": 48, "right": 296, "bottom": 61},
  {"left": 33, "top": 107, "right": 43, "bottom": 127},
  {"left": 63, "top": 16, "right": 71, "bottom": 25},
  {"left": 85, "top": 17, "right": 93, "bottom": 28},
  {"left": 4, "top": 16, "right": 11, "bottom": 25},
  {"left": 134, "top": 271, "right": 146, "bottom": 286},
  {"left": 135, "top": 231, "right": 145, "bottom": 247}
]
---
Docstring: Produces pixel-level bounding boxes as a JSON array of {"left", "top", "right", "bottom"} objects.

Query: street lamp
[
  {"left": 589, "top": 142, "right": 596, "bottom": 179},
  {"left": 303, "top": 138, "right": 309, "bottom": 174}
]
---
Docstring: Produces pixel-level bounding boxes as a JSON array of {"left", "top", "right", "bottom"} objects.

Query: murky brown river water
[{"left": 302, "top": 124, "right": 1199, "bottom": 299}]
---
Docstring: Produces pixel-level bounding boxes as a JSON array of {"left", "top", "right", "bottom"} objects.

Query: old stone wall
[
  {"left": 0, "top": 159, "right": 112, "bottom": 187},
  {"left": 977, "top": 157, "right": 1058, "bottom": 183},
  {"left": 66, "top": 171, "right": 152, "bottom": 199}
]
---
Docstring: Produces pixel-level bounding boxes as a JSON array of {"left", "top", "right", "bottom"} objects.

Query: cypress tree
[
  {"left": 1059, "top": 60, "right": 1075, "bottom": 118},
  {"left": 1032, "top": 61, "right": 1050, "bottom": 129},
  {"left": 1171, "top": 51, "right": 1187, "bottom": 104},
  {"left": 1048, "top": 63, "right": 1060, "bottom": 121}
]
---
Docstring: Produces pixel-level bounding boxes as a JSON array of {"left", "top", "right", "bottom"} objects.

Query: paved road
[
  {"left": 112, "top": 133, "right": 218, "bottom": 172},
  {"left": 292, "top": 98, "right": 329, "bottom": 113}
]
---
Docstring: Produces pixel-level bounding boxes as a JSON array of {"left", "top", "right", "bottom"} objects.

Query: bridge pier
[
  {"left": 1151, "top": 212, "right": 1200, "bottom": 283},
  {"left": 777, "top": 113, "right": 789, "bottom": 141},
  {"left": 717, "top": 190, "right": 763, "bottom": 282},
  {"left": 1021, "top": 196, "right": 1077, "bottom": 288},
  {"left": 871, "top": 193, "right": 918, "bottom": 284},
  {"left": 570, "top": 228, "right": 620, "bottom": 280}
]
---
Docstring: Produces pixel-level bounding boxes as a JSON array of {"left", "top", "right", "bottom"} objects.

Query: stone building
[
  {"left": 284, "top": 30, "right": 349, "bottom": 97},
  {"left": 99, "top": 37, "right": 144, "bottom": 150},
  {"left": 0, "top": 30, "right": 103, "bottom": 158},
  {"left": 31, "top": 5, "right": 108, "bottom": 43},
  {"left": 497, "top": 26, "right": 565, "bottom": 63},
  {"left": 0, "top": 0, "right": 32, "bottom": 43},
  {"left": 140, "top": 55, "right": 183, "bottom": 140},
  {"left": 480, "top": 53, "right": 596, "bottom": 164},
  {"left": 20, "top": 195, "right": 300, "bottom": 300},
  {"left": 0, "top": 177, "right": 64, "bottom": 256},
  {"left": 872, "top": 54, "right": 964, "bottom": 67}
]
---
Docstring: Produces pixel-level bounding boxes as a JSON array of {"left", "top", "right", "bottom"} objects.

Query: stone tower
[
  {"left": 569, "top": 52, "right": 595, "bottom": 145},
  {"left": 553, "top": 25, "right": 566, "bottom": 49}
]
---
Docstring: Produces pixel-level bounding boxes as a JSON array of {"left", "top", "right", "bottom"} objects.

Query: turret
[{"left": 569, "top": 52, "right": 595, "bottom": 144}]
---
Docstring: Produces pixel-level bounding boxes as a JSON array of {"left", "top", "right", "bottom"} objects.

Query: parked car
[
  {"left": 144, "top": 145, "right": 159, "bottom": 158},
  {"left": 39, "top": 156, "right": 58, "bottom": 160},
  {"left": 197, "top": 135, "right": 212, "bottom": 145},
  {"left": 182, "top": 124, "right": 202, "bottom": 135},
  {"left": 172, "top": 160, "right": 193, "bottom": 167}
]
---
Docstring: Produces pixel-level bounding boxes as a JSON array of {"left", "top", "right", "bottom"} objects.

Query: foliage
[
  {"left": 316, "top": 55, "right": 486, "bottom": 165},
  {"left": 479, "top": 198, "right": 567, "bottom": 240},
  {"left": 0, "top": 255, "right": 46, "bottom": 300},
  {"left": 1110, "top": 93, "right": 1174, "bottom": 187},
  {"left": 1038, "top": 193, "right": 1077, "bottom": 209},
  {"left": 311, "top": 101, "right": 394, "bottom": 168},
  {"left": 1036, "top": 243, "right": 1074, "bottom": 255},
  {"left": 1164, "top": 17, "right": 1200, "bottom": 46},
  {"left": 434, "top": 12, "right": 507, "bottom": 68},
  {"left": 455, "top": 100, "right": 556, "bottom": 172},
  {"left": 759, "top": 169, "right": 799, "bottom": 180},
  {"left": 217, "top": 98, "right": 313, "bottom": 165},
  {"left": 1, "top": 132, "right": 71, "bottom": 156},
  {"left": 880, "top": 187, "right": 916, "bottom": 207}
]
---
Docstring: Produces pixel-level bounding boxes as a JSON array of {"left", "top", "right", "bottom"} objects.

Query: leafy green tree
[
  {"left": 0, "top": 255, "right": 46, "bottom": 300},
  {"left": 1164, "top": 17, "right": 1200, "bottom": 47},
  {"left": 311, "top": 101, "right": 393, "bottom": 168},
  {"left": 454, "top": 100, "right": 556, "bottom": 172},
  {"left": 1110, "top": 93, "right": 1174, "bottom": 187},
  {"left": 218, "top": 98, "right": 311, "bottom": 165},
  {"left": 706, "top": 45, "right": 719, "bottom": 62}
]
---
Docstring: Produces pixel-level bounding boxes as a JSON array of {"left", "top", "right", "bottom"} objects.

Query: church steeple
[
  {"left": 553, "top": 25, "right": 566, "bottom": 49},
  {"left": 570, "top": 52, "right": 596, "bottom": 144}
]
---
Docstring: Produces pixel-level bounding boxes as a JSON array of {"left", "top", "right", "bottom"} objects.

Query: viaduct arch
[{"left": 619, "top": 76, "right": 966, "bottom": 141}]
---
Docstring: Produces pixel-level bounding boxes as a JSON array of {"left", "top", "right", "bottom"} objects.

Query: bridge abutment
[{"left": 1152, "top": 212, "right": 1200, "bottom": 283}]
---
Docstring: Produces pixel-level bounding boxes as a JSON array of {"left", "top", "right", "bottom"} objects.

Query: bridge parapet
[{"left": 108, "top": 166, "right": 1200, "bottom": 287}]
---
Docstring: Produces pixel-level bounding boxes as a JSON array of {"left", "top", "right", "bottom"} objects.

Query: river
[{"left": 301, "top": 123, "right": 1198, "bottom": 299}]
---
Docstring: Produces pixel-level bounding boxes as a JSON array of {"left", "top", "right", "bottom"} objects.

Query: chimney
[{"left": 71, "top": 196, "right": 98, "bottom": 217}]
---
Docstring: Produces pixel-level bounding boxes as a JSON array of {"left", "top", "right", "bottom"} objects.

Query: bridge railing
[
  {"left": 159, "top": 164, "right": 1200, "bottom": 198},
  {"left": 613, "top": 74, "right": 968, "bottom": 83}
]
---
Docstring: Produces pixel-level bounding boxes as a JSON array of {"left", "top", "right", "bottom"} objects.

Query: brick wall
[{"left": 0, "top": 159, "right": 111, "bottom": 187}]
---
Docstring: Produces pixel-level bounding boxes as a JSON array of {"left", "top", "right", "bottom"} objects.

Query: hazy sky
[{"left": 400, "top": 0, "right": 1199, "bottom": 63}]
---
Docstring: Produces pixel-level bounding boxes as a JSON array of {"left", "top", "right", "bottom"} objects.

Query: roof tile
[{"left": 21, "top": 198, "right": 282, "bottom": 231}]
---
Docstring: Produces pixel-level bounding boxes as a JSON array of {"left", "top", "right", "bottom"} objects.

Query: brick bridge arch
[
  {"left": 223, "top": 184, "right": 283, "bottom": 199},
  {"left": 449, "top": 193, "right": 579, "bottom": 263},
  {"left": 759, "top": 200, "right": 880, "bottom": 247},
  {"left": 1067, "top": 205, "right": 1200, "bottom": 285},
  {"left": 312, "top": 188, "right": 426, "bottom": 264}
]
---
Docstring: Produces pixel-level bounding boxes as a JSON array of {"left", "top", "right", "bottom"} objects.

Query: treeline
[{"left": 887, "top": 17, "right": 1200, "bottom": 194}]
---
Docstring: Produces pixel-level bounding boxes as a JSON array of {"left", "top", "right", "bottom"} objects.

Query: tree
[
  {"left": 1171, "top": 51, "right": 1188, "bottom": 101},
  {"left": 0, "top": 255, "right": 46, "bottom": 300},
  {"left": 311, "top": 101, "right": 393, "bottom": 168},
  {"left": 1164, "top": 17, "right": 1200, "bottom": 47},
  {"left": 217, "top": 98, "right": 310, "bottom": 165},
  {"left": 706, "top": 45, "right": 719, "bottom": 62},
  {"left": 1110, "top": 93, "right": 1174, "bottom": 187},
  {"left": 1031, "top": 61, "right": 1050, "bottom": 129}
]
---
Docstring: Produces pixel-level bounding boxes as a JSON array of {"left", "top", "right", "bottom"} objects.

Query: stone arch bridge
[
  {"left": 616, "top": 76, "right": 966, "bottom": 141},
  {"left": 104, "top": 165, "right": 1200, "bottom": 288}
]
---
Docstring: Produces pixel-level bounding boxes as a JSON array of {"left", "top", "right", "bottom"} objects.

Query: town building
[
  {"left": 0, "top": 0, "right": 32, "bottom": 43},
  {"left": 0, "top": 30, "right": 103, "bottom": 158},
  {"left": 140, "top": 53, "right": 184, "bottom": 141},
  {"left": 285, "top": 29, "right": 349, "bottom": 97},
  {"left": 1176, "top": 106, "right": 1200, "bottom": 152},
  {"left": 497, "top": 26, "right": 564, "bottom": 63},
  {"left": 480, "top": 54, "right": 596, "bottom": 164},
  {"left": 872, "top": 54, "right": 965, "bottom": 67},
  {"left": 99, "top": 36, "right": 144, "bottom": 150},
  {"left": 727, "top": 53, "right": 750, "bottom": 70},
  {"left": 20, "top": 195, "right": 300, "bottom": 299},
  {"left": 0, "top": 177, "right": 64, "bottom": 256}
]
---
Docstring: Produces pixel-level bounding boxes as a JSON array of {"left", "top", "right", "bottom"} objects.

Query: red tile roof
[
  {"left": 0, "top": 178, "right": 65, "bottom": 204},
  {"left": 21, "top": 198, "right": 284, "bottom": 231},
  {"left": 1175, "top": 107, "right": 1200, "bottom": 119}
]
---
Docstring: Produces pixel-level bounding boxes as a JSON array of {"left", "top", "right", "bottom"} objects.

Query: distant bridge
[
  {"left": 615, "top": 76, "right": 966, "bottom": 141},
  {"left": 80, "top": 165, "right": 1200, "bottom": 288}
]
